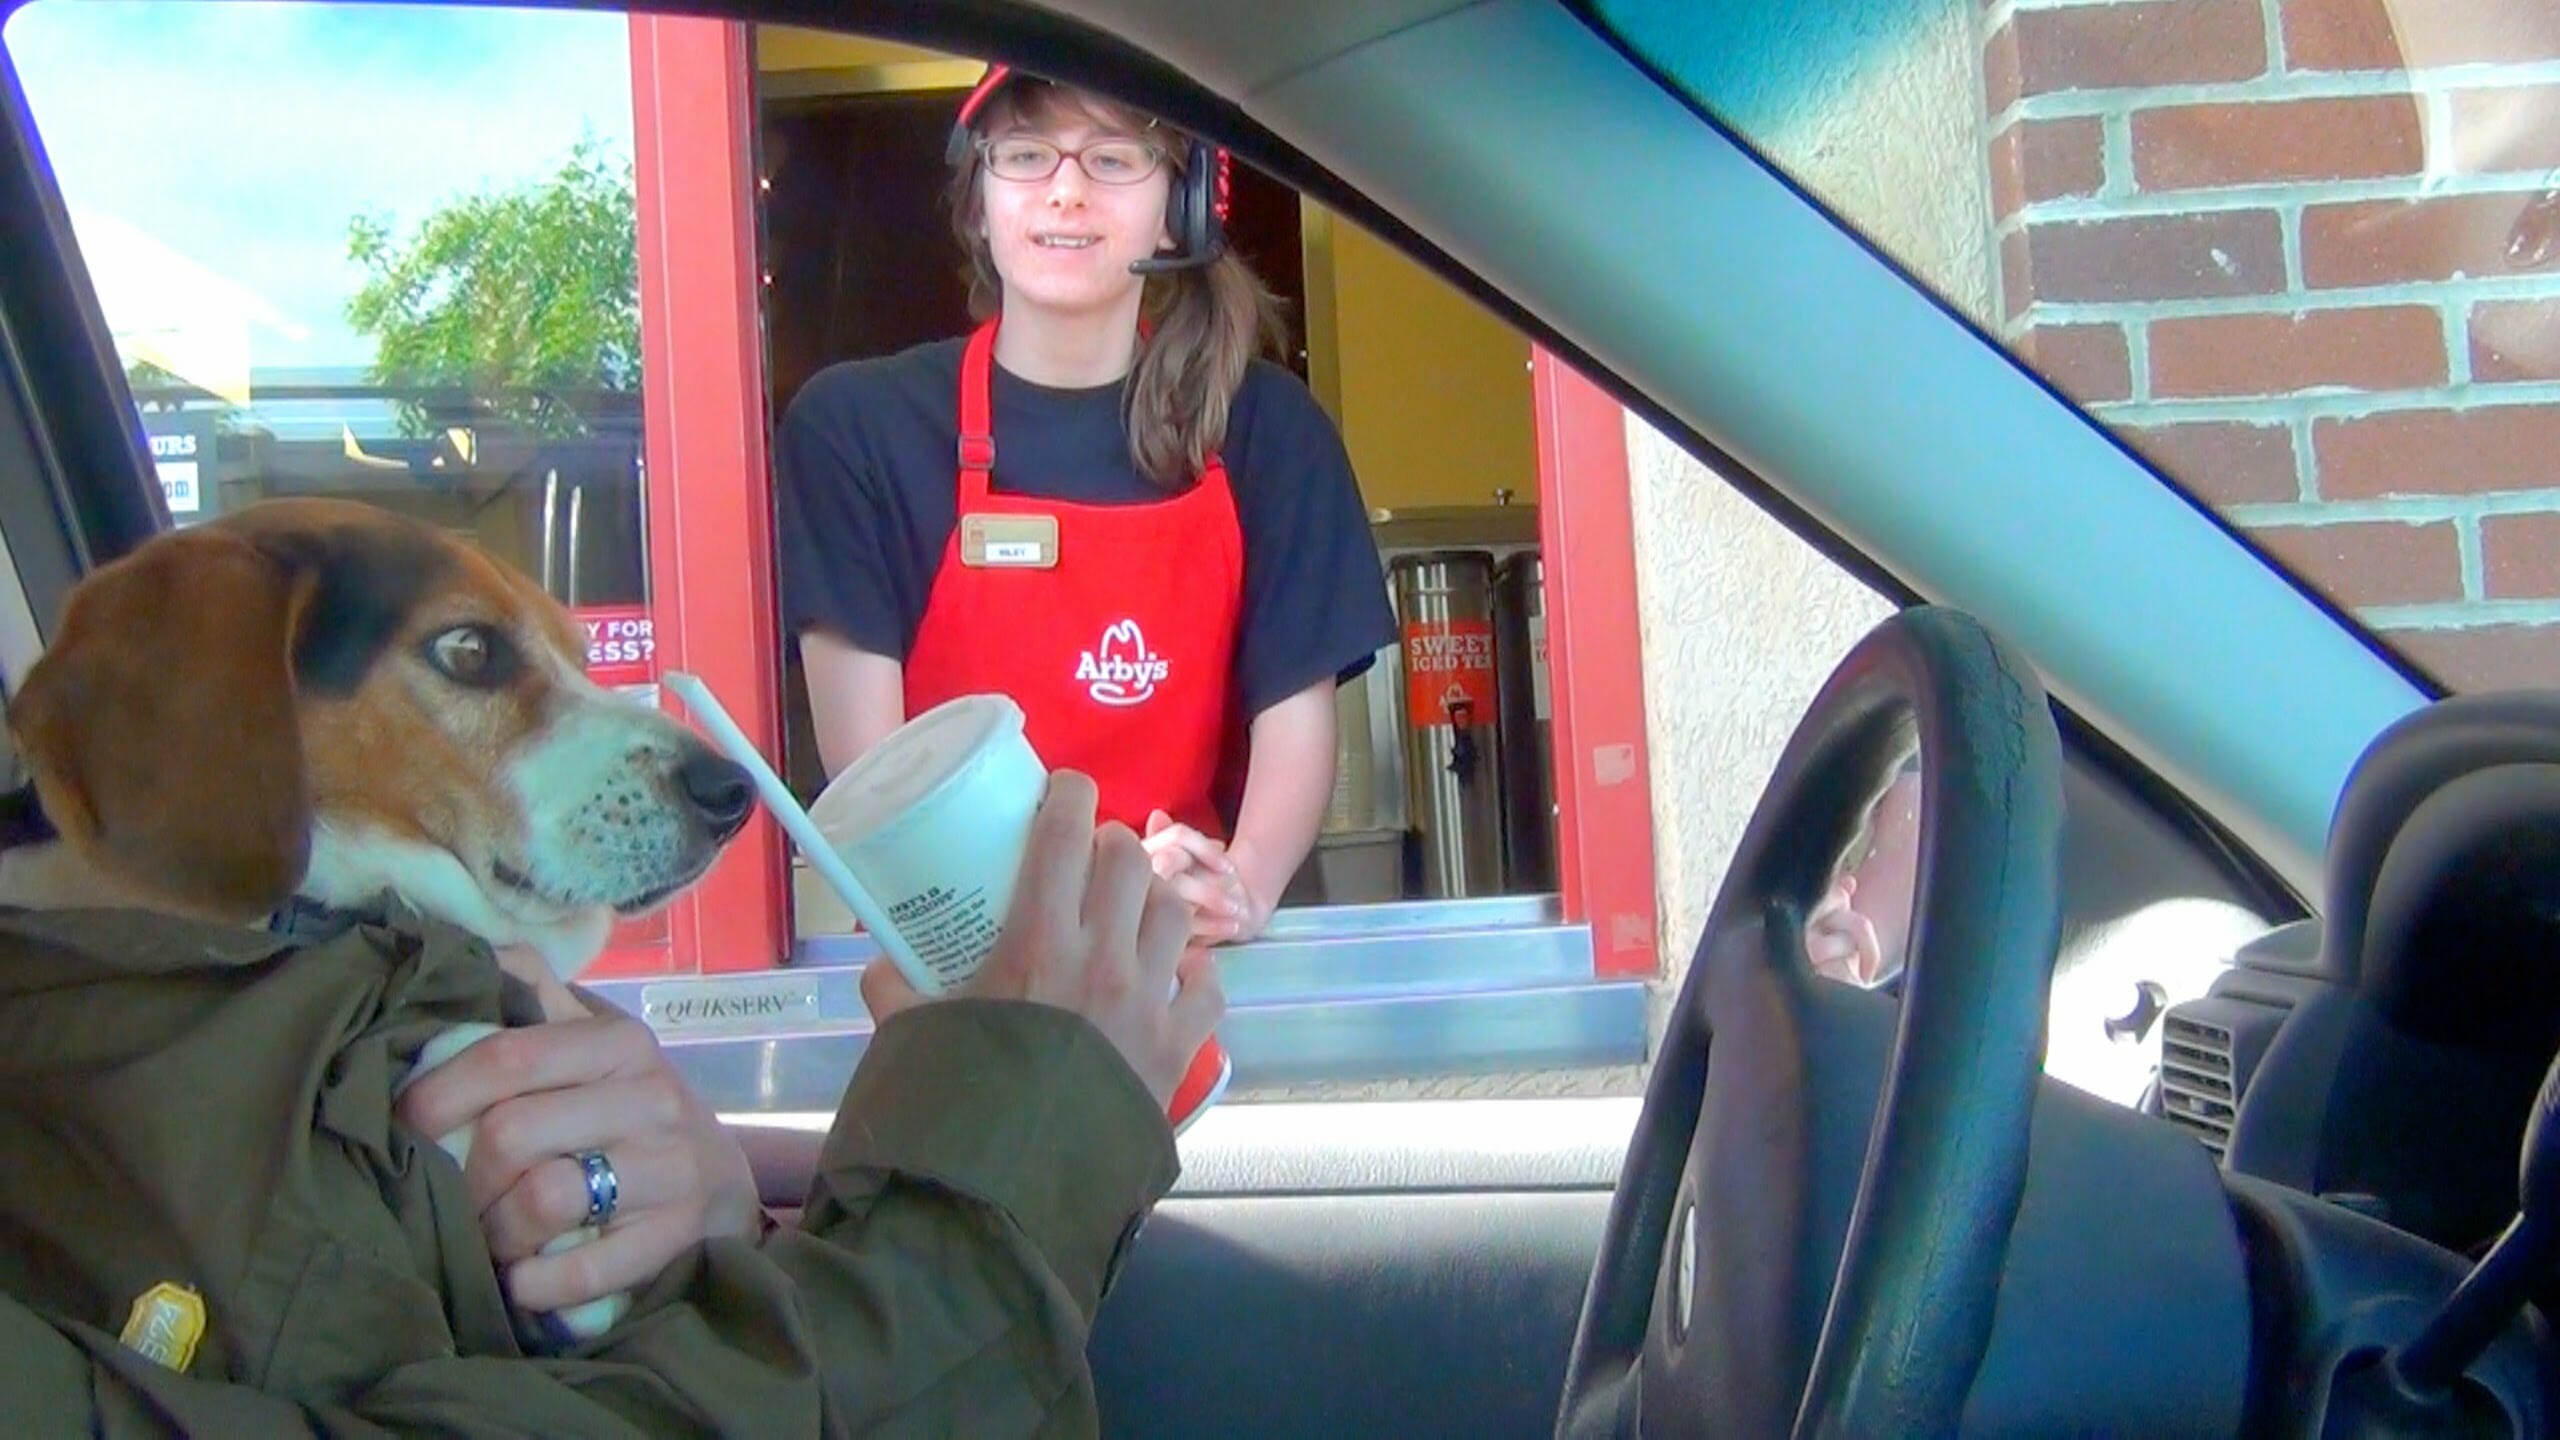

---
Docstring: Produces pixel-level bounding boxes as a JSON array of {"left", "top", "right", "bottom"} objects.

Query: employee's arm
[
  {"left": 799, "top": 628, "right": 906, "bottom": 779},
  {"left": 1224, "top": 679, "right": 1339, "bottom": 934}
]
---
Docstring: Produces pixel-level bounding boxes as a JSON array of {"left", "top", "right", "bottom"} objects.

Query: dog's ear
[{"left": 8, "top": 528, "right": 318, "bottom": 919}]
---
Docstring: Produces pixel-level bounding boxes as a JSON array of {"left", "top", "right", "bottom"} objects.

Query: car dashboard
[{"left": 2160, "top": 808, "right": 2560, "bottom": 1265}]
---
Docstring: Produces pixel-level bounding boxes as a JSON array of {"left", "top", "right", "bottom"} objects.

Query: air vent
[{"left": 2159, "top": 1014, "right": 2239, "bottom": 1157}]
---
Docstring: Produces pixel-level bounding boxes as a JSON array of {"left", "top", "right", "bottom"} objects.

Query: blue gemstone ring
[{"left": 577, "top": 1149, "right": 620, "bottom": 1227}]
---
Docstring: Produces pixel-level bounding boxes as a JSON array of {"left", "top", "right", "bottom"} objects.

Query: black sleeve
[
  {"left": 775, "top": 369, "right": 911, "bottom": 660},
  {"left": 1228, "top": 366, "right": 1398, "bottom": 718}
]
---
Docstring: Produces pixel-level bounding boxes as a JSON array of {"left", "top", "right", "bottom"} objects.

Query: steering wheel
[{"left": 1556, "top": 606, "right": 2065, "bottom": 1438}]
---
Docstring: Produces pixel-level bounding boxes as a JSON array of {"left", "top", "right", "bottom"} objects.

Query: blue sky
[{"left": 5, "top": 0, "right": 638, "bottom": 370}]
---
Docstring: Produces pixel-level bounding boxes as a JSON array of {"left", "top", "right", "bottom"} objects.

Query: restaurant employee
[{"left": 777, "top": 66, "right": 1394, "bottom": 944}]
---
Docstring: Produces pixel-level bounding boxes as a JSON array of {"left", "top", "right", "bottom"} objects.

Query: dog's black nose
[{"left": 677, "top": 750, "right": 756, "bottom": 838}]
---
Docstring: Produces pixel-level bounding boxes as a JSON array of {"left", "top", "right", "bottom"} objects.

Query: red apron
[
  {"left": 905, "top": 320, "right": 1246, "bottom": 839},
  {"left": 902, "top": 320, "right": 1240, "bottom": 1128}
]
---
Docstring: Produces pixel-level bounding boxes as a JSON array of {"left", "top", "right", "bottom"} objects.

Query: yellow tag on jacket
[{"left": 117, "top": 1281, "right": 205, "bottom": 1372}]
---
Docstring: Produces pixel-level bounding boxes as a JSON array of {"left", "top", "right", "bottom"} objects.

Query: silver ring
[{"left": 577, "top": 1149, "right": 620, "bottom": 1227}]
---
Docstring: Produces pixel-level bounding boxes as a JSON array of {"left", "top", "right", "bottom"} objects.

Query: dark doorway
[{"left": 760, "top": 89, "right": 968, "bottom": 415}]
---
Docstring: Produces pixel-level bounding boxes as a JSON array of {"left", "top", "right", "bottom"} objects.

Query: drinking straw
[{"left": 661, "top": 669, "right": 943, "bottom": 995}]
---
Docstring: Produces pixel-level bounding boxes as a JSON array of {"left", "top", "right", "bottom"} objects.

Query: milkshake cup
[
  {"left": 666, "top": 676, "right": 1230, "bottom": 1133},
  {"left": 805, "top": 694, "right": 1048, "bottom": 993}
]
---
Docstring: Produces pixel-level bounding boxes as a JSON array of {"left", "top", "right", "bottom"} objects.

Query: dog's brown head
[{"left": 3, "top": 497, "right": 753, "bottom": 976}]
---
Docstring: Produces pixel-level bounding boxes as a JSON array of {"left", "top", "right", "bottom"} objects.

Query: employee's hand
[
  {"left": 1141, "top": 811, "right": 1273, "bottom": 945},
  {"left": 860, "top": 771, "right": 1225, "bottom": 1109},
  {"left": 394, "top": 984, "right": 769, "bottom": 1314}
]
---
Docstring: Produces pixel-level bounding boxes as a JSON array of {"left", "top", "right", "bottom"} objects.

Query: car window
[
  {"left": 0, "top": 1, "right": 1891, "bottom": 1106},
  {"left": 1591, "top": 0, "right": 2560, "bottom": 695},
  {"left": 5, "top": 1, "right": 668, "bottom": 956},
  {"left": 6, "top": 0, "right": 654, "bottom": 673},
  {"left": 4, "top": 0, "right": 2251, "bottom": 1116}
]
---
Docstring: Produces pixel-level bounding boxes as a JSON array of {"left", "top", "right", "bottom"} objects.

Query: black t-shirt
[{"left": 776, "top": 336, "right": 1395, "bottom": 718}]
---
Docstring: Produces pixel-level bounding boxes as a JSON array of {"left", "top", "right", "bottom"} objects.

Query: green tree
[{"left": 345, "top": 137, "right": 639, "bottom": 437}]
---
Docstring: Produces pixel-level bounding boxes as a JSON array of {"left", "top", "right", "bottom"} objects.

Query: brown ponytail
[{"left": 946, "top": 81, "right": 1288, "bottom": 489}]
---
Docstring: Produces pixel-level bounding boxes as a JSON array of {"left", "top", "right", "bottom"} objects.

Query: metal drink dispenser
[{"left": 1390, "top": 550, "right": 1507, "bottom": 898}]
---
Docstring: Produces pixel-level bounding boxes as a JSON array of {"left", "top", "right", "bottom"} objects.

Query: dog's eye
[{"left": 425, "top": 624, "right": 517, "bottom": 688}]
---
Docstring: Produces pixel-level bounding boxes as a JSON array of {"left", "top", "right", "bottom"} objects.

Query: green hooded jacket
[{"left": 0, "top": 901, "right": 1177, "bottom": 1437}]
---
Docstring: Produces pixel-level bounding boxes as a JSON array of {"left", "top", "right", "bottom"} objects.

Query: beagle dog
[{"left": 0, "top": 496, "right": 754, "bottom": 976}]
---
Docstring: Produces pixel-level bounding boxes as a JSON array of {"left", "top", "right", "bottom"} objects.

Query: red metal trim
[
  {"left": 1532, "top": 345, "right": 1658, "bottom": 979},
  {"left": 601, "top": 14, "right": 789, "bottom": 977},
  {"left": 592, "top": 921, "right": 671, "bottom": 974}
]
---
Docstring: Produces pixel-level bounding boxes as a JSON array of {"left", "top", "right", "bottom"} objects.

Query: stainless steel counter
[{"left": 585, "top": 895, "right": 1651, "bottom": 1116}]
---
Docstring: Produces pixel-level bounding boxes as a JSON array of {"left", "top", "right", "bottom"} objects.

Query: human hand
[
  {"left": 1804, "top": 875, "right": 1890, "bottom": 988},
  {"left": 1140, "top": 810, "right": 1270, "bottom": 945},
  {"left": 859, "top": 771, "right": 1226, "bottom": 1107},
  {"left": 393, "top": 994, "right": 766, "bottom": 1315}
]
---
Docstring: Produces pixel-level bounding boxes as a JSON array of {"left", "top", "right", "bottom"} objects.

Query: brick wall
[{"left": 1983, "top": 0, "right": 2560, "bottom": 689}]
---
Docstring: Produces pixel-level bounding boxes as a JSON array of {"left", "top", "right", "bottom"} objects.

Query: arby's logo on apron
[{"left": 1075, "top": 619, "right": 1171, "bottom": 707}]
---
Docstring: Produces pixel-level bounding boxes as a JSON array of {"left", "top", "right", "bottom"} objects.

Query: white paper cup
[
  {"left": 807, "top": 694, "right": 1048, "bottom": 994},
  {"left": 806, "top": 693, "right": 1231, "bottom": 1131},
  {"left": 664, "top": 676, "right": 1230, "bottom": 1133}
]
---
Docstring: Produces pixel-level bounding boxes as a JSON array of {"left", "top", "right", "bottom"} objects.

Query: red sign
[
  {"left": 576, "top": 604, "right": 657, "bottom": 689},
  {"left": 1403, "top": 618, "right": 1497, "bottom": 728}
]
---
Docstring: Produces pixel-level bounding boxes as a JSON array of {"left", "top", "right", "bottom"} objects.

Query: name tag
[{"left": 962, "top": 514, "right": 1058, "bottom": 569}]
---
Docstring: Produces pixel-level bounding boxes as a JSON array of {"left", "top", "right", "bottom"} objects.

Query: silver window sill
[{"left": 588, "top": 896, "right": 1651, "bottom": 1115}]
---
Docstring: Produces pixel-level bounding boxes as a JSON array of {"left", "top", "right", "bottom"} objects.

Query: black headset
[{"left": 946, "top": 64, "right": 1230, "bottom": 275}]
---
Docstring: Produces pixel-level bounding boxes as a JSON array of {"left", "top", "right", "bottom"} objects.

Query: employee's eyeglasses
[{"left": 978, "top": 136, "right": 1166, "bottom": 185}]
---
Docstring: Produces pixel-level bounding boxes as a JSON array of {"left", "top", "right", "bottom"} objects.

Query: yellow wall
[
  {"left": 752, "top": 27, "right": 982, "bottom": 97},
  {"left": 1302, "top": 203, "right": 1536, "bottom": 513},
  {"left": 754, "top": 29, "right": 957, "bottom": 73}
]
